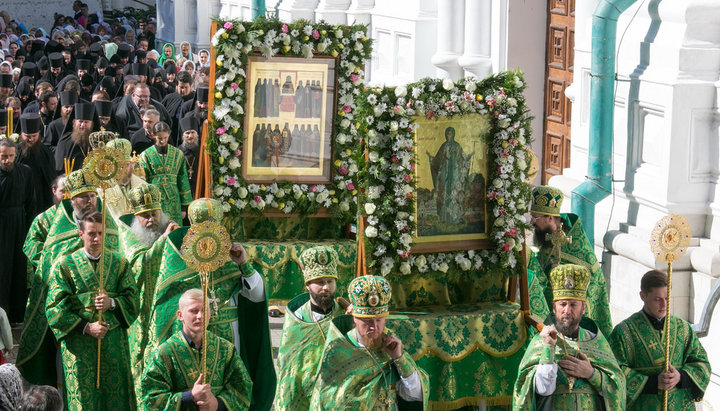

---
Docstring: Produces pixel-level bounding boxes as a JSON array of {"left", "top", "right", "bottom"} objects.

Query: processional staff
[{"left": 649, "top": 214, "right": 691, "bottom": 411}]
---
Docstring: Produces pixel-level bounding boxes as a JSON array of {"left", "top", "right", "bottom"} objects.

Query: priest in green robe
[
  {"left": 146, "top": 198, "right": 276, "bottom": 411},
  {"left": 139, "top": 123, "right": 192, "bottom": 223},
  {"left": 17, "top": 169, "right": 119, "bottom": 386},
  {"left": 513, "top": 264, "right": 625, "bottom": 410},
  {"left": 275, "top": 246, "right": 346, "bottom": 410},
  {"left": 119, "top": 183, "right": 179, "bottom": 401},
  {"left": 311, "top": 275, "right": 429, "bottom": 410},
  {"left": 99, "top": 138, "right": 148, "bottom": 223},
  {"left": 23, "top": 174, "right": 66, "bottom": 274},
  {"left": 609, "top": 270, "right": 711, "bottom": 410},
  {"left": 141, "top": 288, "right": 253, "bottom": 410},
  {"left": 45, "top": 210, "right": 139, "bottom": 410},
  {"left": 529, "top": 185, "right": 613, "bottom": 337}
]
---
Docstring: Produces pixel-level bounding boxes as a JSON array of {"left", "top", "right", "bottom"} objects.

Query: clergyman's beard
[
  {"left": 309, "top": 290, "right": 334, "bottom": 313},
  {"left": 534, "top": 226, "right": 554, "bottom": 249},
  {"left": 556, "top": 314, "right": 581, "bottom": 338},
  {"left": 194, "top": 106, "right": 208, "bottom": 122},
  {"left": 130, "top": 212, "right": 170, "bottom": 246},
  {"left": 71, "top": 127, "right": 92, "bottom": 146},
  {"left": 20, "top": 140, "right": 39, "bottom": 157},
  {"left": 181, "top": 141, "right": 199, "bottom": 152},
  {"left": 358, "top": 332, "right": 383, "bottom": 349}
]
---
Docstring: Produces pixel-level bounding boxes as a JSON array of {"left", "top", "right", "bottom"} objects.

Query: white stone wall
[{"left": 0, "top": 0, "right": 104, "bottom": 32}]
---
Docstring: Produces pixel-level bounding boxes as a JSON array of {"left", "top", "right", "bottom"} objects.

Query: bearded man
[
  {"left": 311, "top": 275, "right": 428, "bottom": 410},
  {"left": 98, "top": 137, "right": 147, "bottom": 222},
  {"left": 16, "top": 169, "right": 119, "bottom": 386},
  {"left": 178, "top": 116, "right": 199, "bottom": 196},
  {"left": 42, "top": 90, "right": 76, "bottom": 152},
  {"left": 180, "top": 86, "right": 208, "bottom": 134},
  {"left": 0, "top": 138, "right": 34, "bottom": 323},
  {"left": 118, "top": 183, "right": 179, "bottom": 400},
  {"left": 161, "top": 71, "right": 195, "bottom": 145},
  {"left": 16, "top": 113, "right": 56, "bottom": 217},
  {"left": 513, "top": 264, "right": 625, "bottom": 410},
  {"left": 54, "top": 102, "right": 95, "bottom": 174},
  {"left": 276, "top": 246, "right": 347, "bottom": 410}
]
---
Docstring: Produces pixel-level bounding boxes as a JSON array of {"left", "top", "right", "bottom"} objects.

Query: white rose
[
  {"left": 365, "top": 203, "right": 376, "bottom": 214},
  {"left": 459, "top": 259, "right": 472, "bottom": 271},
  {"left": 340, "top": 201, "right": 350, "bottom": 211},
  {"left": 238, "top": 187, "right": 248, "bottom": 198},
  {"left": 390, "top": 121, "right": 398, "bottom": 131},
  {"left": 368, "top": 151, "right": 379, "bottom": 162},
  {"left": 395, "top": 86, "right": 407, "bottom": 98},
  {"left": 465, "top": 82, "right": 477, "bottom": 93},
  {"left": 415, "top": 255, "right": 427, "bottom": 267},
  {"left": 495, "top": 217, "right": 505, "bottom": 226},
  {"left": 399, "top": 262, "right": 411, "bottom": 275},
  {"left": 317, "top": 43, "right": 327, "bottom": 52},
  {"left": 373, "top": 106, "right": 384, "bottom": 117},
  {"left": 381, "top": 264, "right": 391, "bottom": 276},
  {"left": 365, "top": 226, "right": 378, "bottom": 238},
  {"left": 438, "top": 262, "right": 449, "bottom": 273},
  {"left": 341, "top": 119, "right": 351, "bottom": 128},
  {"left": 368, "top": 129, "right": 377, "bottom": 138},
  {"left": 442, "top": 78, "right": 454, "bottom": 90}
]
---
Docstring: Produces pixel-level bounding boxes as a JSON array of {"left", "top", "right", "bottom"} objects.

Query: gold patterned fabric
[
  {"left": 549, "top": 264, "right": 590, "bottom": 302},
  {"left": 65, "top": 169, "right": 97, "bottom": 198},
  {"left": 385, "top": 302, "right": 528, "bottom": 408},
  {"left": 299, "top": 245, "right": 339, "bottom": 283},
  {"left": 530, "top": 185, "right": 563, "bottom": 217},
  {"left": 348, "top": 275, "right": 392, "bottom": 318}
]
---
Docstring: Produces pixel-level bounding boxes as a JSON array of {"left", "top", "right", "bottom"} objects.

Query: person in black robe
[
  {"left": 16, "top": 113, "right": 56, "bottom": 218},
  {"left": 42, "top": 90, "right": 77, "bottom": 152},
  {"left": 178, "top": 116, "right": 200, "bottom": 197},
  {"left": 93, "top": 99, "right": 117, "bottom": 133},
  {"left": 130, "top": 106, "right": 159, "bottom": 154},
  {"left": 0, "top": 110, "right": 7, "bottom": 135},
  {"left": 0, "top": 138, "right": 34, "bottom": 323},
  {"left": 0, "top": 74, "right": 14, "bottom": 105},
  {"left": 54, "top": 102, "right": 96, "bottom": 174},
  {"left": 39, "top": 53, "right": 67, "bottom": 88},
  {"left": 161, "top": 71, "right": 194, "bottom": 146},
  {"left": 179, "top": 85, "right": 208, "bottom": 121},
  {"left": 113, "top": 82, "right": 170, "bottom": 140}
]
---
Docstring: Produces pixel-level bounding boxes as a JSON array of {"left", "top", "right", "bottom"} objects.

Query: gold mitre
[
  {"left": 549, "top": 264, "right": 590, "bottom": 302},
  {"left": 106, "top": 138, "right": 132, "bottom": 160},
  {"left": 531, "top": 185, "right": 563, "bottom": 217},
  {"left": 300, "top": 246, "right": 339, "bottom": 284},
  {"left": 129, "top": 184, "right": 162, "bottom": 215},
  {"left": 188, "top": 198, "right": 224, "bottom": 224},
  {"left": 348, "top": 275, "right": 392, "bottom": 318},
  {"left": 65, "top": 169, "right": 97, "bottom": 198}
]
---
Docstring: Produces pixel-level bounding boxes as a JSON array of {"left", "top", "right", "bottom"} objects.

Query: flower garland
[
  {"left": 355, "top": 71, "right": 533, "bottom": 278},
  {"left": 0, "top": 133, "right": 19, "bottom": 143},
  {"left": 209, "top": 18, "right": 372, "bottom": 222}
]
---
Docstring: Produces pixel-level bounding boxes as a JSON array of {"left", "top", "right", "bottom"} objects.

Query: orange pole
[{"left": 196, "top": 21, "right": 219, "bottom": 199}]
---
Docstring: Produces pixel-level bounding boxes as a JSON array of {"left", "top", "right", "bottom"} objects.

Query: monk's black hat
[
  {"left": 0, "top": 110, "right": 7, "bottom": 127},
  {"left": 89, "top": 42, "right": 103, "bottom": 56},
  {"left": 0, "top": 74, "right": 13, "bottom": 88},
  {"left": 135, "top": 50, "right": 147, "bottom": 60},
  {"left": 117, "top": 43, "right": 131, "bottom": 58},
  {"left": 20, "top": 113, "right": 42, "bottom": 134},
  {"left": 60, "top": 91, "right": 78, "bottom": 106},
  {"left": 49, "top": 52, "right": 63, "bottom": 68},
  {"left": 93, "top": 99, "right": 112, "bottom": 117},
  {"left": 80, "top": 74, "right": 94, "bottom": 87},
  {"left": 21, "top": 62, "right": 37, "bottom": 78},
  {"left": 96, "top": 57, "right": 109, "bottom": 69},
  {"left": 131, "top": 62, "right": 148, "bottom": 77},
  {"left": 36, "top": 56, "right": 49, "bottom": 70},
  {"left": 74, "top": 103, "right": 95, "bottom": 121},
  {"left": 76, "top": 59, "right": 91, "bottom": 71},
  {"left": 196, "top": 87, "right": 209, "bottom": 103},
  {"left": 179, "top": 116, "right": 199, "bottom": 134}
]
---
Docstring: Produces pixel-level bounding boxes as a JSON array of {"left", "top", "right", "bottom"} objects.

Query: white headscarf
[{"left": 0, "top": 363, "right": 22, "bottom": 410}]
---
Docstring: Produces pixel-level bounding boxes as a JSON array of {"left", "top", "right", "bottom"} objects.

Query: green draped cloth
[
  {"left": 140, "top": 145, "right": 192, "bottom": 223},
  {"left": 609, "top": 311, "right": 711, "bottom": 410},
  {"left": 512, "top": 317, "right": 626, "bottom": 410},
  {"left": 118, "top": 213, "right": 168, "bottom": 400},
  {"left": 310, "top": 315, "right": 430, "bottom": 410},
  {"left": 533, "top": 213, "right": 613, "bottom": 336},
  {"left": 46, "top": 248, "right": 139, "bottom": 410},
  {"left": 147, "top": 227, "right": 276, "bottom": 411},
  {"left": 275, "top": 294, "right": 345, "bottom": 410},
  {"left": 140, "top": 330, "right": 253, "bottom": 411},
  {"left": 526, "top": 254, "right": 550, "bottom": 321},
  {"left": 17, "top": 199, "right": 118, "bottom": 385},
  {"left": 23, "top": 204, "right": 59, "bottom": 275}
]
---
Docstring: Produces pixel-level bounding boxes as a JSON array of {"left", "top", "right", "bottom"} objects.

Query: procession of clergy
[{"left": 1, "top": 128, "right": 709, "bottom": 411}]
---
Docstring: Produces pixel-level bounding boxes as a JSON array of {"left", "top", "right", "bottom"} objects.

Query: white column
[
  {"left": 431, "top": 0, "right": 464, "bottom": 79},
  {"left": 196, "top": 0, "right": 221, "bottom": 50},
  {"left": 315, "top": 0, "right": 351, "bottom": 24},
  {"left": 457, "top": 0, "right": 492, "bottom": 79},
  {"left": 346, "top": 0, "right": 374, "bottom": 25},
  {"left": 174, "top": 0, "right": 196, "bottom": 46},
  {"left": 156, "top": 0, "right": 175, "bottom": 45},
  {"left": 277, "top": 0, "right": 320, "bottom": 22}
]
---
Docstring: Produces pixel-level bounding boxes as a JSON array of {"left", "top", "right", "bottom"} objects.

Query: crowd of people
[{"left": 0, "top": 2, "right": 715, "bottom": 410}]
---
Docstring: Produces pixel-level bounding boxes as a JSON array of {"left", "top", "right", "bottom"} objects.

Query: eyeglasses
[{"left": 134, "top": 94, "right": 150, "bottom": 99}]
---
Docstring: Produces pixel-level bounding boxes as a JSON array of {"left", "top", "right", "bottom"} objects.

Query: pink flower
[
  {"left": 254, "top": 195, "right": 262, "bottom": 203},
  {"left": 391, "top": 156, "right": 398, "bottom": 163},
  {"left": 404, "top": 175, "right": 411, "bottom": 183},
  {"left": 487, "top": 191, "right": 497, "bottom": 200},
  {"left": 338, "top": 166, "right": 348, "bottom": 175},
  {"left": 342, "top": 105, "right": 352, "bottom": 113},
  {"left": 393, "top": 105, "right": 401, "bottom": 114},
  {"left": 216, "top": 127, "right": 226, "bottom": 135},
  {"left": 235, "top": 150, "right": 242, "bottom": 157},
  {"left": 401, "top": 250, "right": 410, "bottom": 259},
  {"left": 346, "top": 182, "right": 355, "bottom": 190},
  {"left": 312, "top": 29, "right": 320, "bottom": 40},
  {"left": 502, "top": 243, "right": 511, "bottom": 251},
  {"left": 350, "top": 74, "right": 359, "bottom": 83},
  {"left": 223, "top": 22, "right": 233, "bottom": 30},
  {"left": 507, "top": 227, "right": 518, "bottom": 237},
  {"left": 282, "top": 24, "right": 288, "bottom": 33},
  {"left": 230, "top": 82, "right": 239, "bottom": 90},
  {"left": 425, "top": 110, "right": 435, "bottom": 120},
  {"left": 226, "top": 176, "right": 237, "bottom": 186},
  {"left": 309, "top": 185, "right": 317, "bottom": 192}
]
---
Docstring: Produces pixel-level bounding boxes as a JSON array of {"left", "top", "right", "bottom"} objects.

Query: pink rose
[
  {"left": 223, "top": 22, "right": 233, "bottom": 30},
  {"left": 216, "top": 127, "right": 226, "bottom": 135},
  {"left": 309, "top": 185, "right": 317, "bottom": 192},
  {"left": 342, "top": 105, "right": 352, "bottom": 113},
  {"left": 312, "top": 29, "right": 319, "bottom": 40},
  {"left": 282, "top": 24, "right": 288, "bottom": 33},
  {"left": 404, "top": 175, "right": 411, "bottom": 183},
  {"left": 254, "top": 195, "right": 262, "bottom": 203},
  {"left": 235, "top": 150, "right": 242, "bottom": 157},
  {"left": 338, "top": 166, "right": 348, "bottom": 175},
  {"left": 350, "top": 74, "right": 359, "bottom": 82},
  {"left": 502, "top": 243, "right": 511, "bottom": 251},
  {"left": 507, "top": 227, "right": 518, "bottom": 237},
  {"left": 346, "top": 182, "right": 355, "bottom": 190},
  {"left": 230, "top": 82, "right": 239, "bottom": 90},
  {"left": 227, "top": 176, "right": 236, "bottom": 186}
]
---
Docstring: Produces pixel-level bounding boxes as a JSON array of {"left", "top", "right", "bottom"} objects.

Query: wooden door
[{"left": 542, "top": 0, "right": 574, "bottom": 183}]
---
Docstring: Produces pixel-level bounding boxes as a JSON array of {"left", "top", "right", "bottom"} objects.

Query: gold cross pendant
[
  {"left": 209, "top": 289, "right": 220, "bottom": 316},
  {"left": 546, "top": 222, "right": 571, "bottom": 263}
]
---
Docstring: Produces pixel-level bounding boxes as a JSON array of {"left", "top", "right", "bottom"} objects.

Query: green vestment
[
  {"left": 310, "top": 315, "right": 430, "bottom": 410},
  {"left": 533, "top": 213, "right": 613, "bottom": 336},
  {"left": 46, "top": 248, "right": 139, "bottom": 410},
  {"left": 17, "top": 199, "right": 119, "bottom": 385},
  {"left": 512, "top": 317, "right": 626, "bottom": 410},
  {"left": 140, "top": 330, "right": 253, "bottom": 411},
  {"left": 140, "top": 146, "right": 192, "bottom": 223},
  {"left": 275, "top": 294, "right": 345, "bottom": 410},
  {"left": 609, "top": 311, "right": 711, "bottom": 410},
  {"left": 23, "top": 204, "right": 59, "bottom": 274},
  {"left": 147, "top": 227, "right": 276, "bottom": 411},
  {"left": 118, "top": 213, "right": 168, "bottom": 401}
]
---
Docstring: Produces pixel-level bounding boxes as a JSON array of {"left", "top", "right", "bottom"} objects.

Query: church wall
[{"left": 1, "top": 0, "right": 104, "bottom": 32}]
